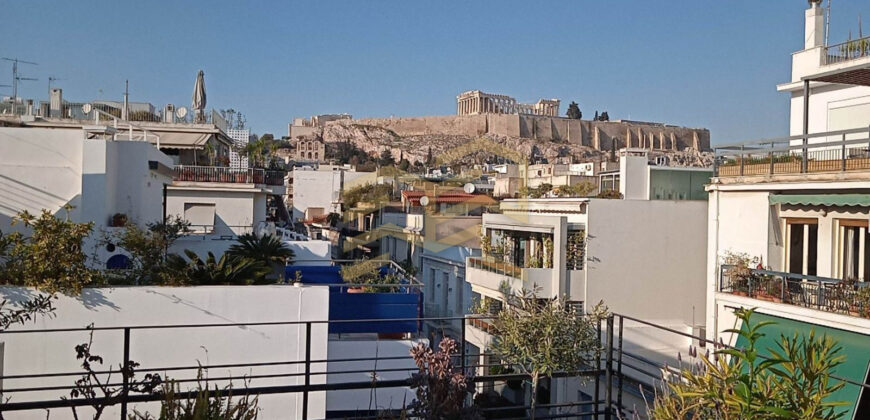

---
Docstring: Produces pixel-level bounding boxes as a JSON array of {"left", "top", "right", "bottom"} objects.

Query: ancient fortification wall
[{"left": 343, "top": 115, "right": 710, "bottom": 151}]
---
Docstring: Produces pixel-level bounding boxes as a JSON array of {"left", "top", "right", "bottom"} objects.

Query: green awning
[
  {"left": 735, "top": 313, "right": 870, "bottom": 420},
  {"left": 769, "top": 194, "right": 870, "bottom": 207}
]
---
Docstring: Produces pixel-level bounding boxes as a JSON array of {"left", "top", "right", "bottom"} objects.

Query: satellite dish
[
  {"left": 176, "top": 106, "right": 188, "bottom": 119},
  {"left": 419, "top": 196, "right": 430, "bottom": 206},
  {"left": 81, "top": 103, "right": 92, "bottom": 114},
  {"left": 463, "top": 183, "right": 476, "bottom": 194}
]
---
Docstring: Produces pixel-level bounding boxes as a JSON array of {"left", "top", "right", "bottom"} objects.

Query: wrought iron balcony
[
  {"left": 825, "top": 36, "right": 870, "bottom": 65},
  {"left": 718, "top": 265, "right": 870, "bottom": 318}
]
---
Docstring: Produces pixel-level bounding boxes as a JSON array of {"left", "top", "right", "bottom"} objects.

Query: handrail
[
  {"left": 715, "top": 126, "right": 870, "bottom": 151},
  {"left": 825, "top": 35, "right": 870, "bottom": 65}
]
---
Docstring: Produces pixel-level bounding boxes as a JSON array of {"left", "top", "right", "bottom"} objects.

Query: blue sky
[{"left": 3, "top": 1, "right": 870, "bottom": 143}]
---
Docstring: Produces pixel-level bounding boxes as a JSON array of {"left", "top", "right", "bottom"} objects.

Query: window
[
  {"left": 784, "top": 218, "right": 818, "bottom": 276},
  {"left": 183, "top": 203, "right": 215, "bottom": 232},
  {"left": 837, "top": 219, "right": 870, "bottom": 281}
]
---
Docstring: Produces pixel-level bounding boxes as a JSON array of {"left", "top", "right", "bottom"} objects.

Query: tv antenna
[
  {"left": 2, "top": 57, "right": 38, "bottom": 105},
  {"left": 825, "top": 0, "right": 832, "bottom": 47}
]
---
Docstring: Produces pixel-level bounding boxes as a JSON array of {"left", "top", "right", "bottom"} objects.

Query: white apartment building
[
  {"left": 226, "top": 128, "right": 253, "bottom": 169},
  {"left": 291, "top": 165, "right": 373, "bottom": 221},
  {"left": 707, "top": 3, "right": 870, "bottom": 418},
  {"left": 466, "top": 187, "right": 708, "bottom": 411}
]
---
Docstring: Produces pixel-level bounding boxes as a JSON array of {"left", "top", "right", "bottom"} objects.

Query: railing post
[
  {"left": 739, "top": 145, "right": 745, "bottom": 176},
  {"left": 302, "top": 322, "right": 311, "bottom": 420},
  {"left": 842, "top": 133, "right": 847, "bottom": 171},
  {"left": 616, "top": 315, "right": 624, "bottom": 414},
  {"left": 594, "top": 319, "right": 601, "bottom": 418},
  {"left": 461, "top": 316, "right": 467, "bottom": 375},
  {"left": 802, "top": 79, "right": 810, "bottom": 173},
  {"left": 604, "top": 315, "right": 614, "bottom": 420},
  {"left": 781, "top": 276, "right": 786, "bottom": 302},
  {"left": 120, "top": 327, "right": 130, "bottom": 420},
  {"left": 769, "top": 142, "right": 774, "bottom": 175},
  {"left": 817, "top": 280, "right": 823, "bottom": 310}
]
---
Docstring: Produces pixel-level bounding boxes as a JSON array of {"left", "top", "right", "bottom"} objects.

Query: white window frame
[
  {"left": 782, "top": 218, "right": 817, "bottom": 276},
  {"left": 834, "top": 218, "right": 868, "bottom": 282}
]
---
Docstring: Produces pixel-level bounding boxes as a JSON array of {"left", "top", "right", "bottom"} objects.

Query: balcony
[
  {"left": 714, "top": 127, "right": 870, "bottom": 178},
  {"left": 173, "top": 165, "right": 285, "bottom": 186},
  {"left": 825, "top": 36, "right": 870, "bottom": 66},
  {"left": 466, "top": 256, "right": 555, "bottom": 297},
  {"left": 718, "top": 266, "right": 870, "bottom": 319}
]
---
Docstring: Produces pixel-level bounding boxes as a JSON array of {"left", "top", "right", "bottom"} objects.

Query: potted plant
[
  {"left": 110, "top": 213, "right": 127, "bottom": 227},
  {"left": 856, "top": 286, "right": 870, "bottom": 318},
  {"left": 721, "top": 251, "right": 759, "bottom": 297}
]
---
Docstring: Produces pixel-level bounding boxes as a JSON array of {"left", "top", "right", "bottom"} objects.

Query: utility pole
[{"left": 2, "top": 57, "right": 38, "bottom": 105}]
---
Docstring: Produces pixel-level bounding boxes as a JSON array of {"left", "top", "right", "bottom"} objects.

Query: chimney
[
  {"left": 805, "top": 0, "right": 825, "bottom": 50},
  {"left": 50, "top": 88, "right": 63, "bottom": 118}
]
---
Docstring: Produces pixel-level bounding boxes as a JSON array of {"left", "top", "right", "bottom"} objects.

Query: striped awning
[{"left": 769, "top": 194, "right": 870, "bottom": 207}]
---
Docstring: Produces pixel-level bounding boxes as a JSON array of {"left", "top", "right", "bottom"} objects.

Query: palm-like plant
[
  {"left": 167, "top": 250, "right": 271, "bottom": 286},
  {"left": 227, "top": 233, "right": 294, "bottom": 282}
]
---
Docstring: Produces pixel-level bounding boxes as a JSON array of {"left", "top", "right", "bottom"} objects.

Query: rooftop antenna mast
[
  {"left": 48, "top": 76, "right": 65, "bottom": 100},
  {"left": 1, "top": 57, "right": 38, "bottom": 104},
  {"left": 825, "top": 0, "right": 832, "bottom": 46}
]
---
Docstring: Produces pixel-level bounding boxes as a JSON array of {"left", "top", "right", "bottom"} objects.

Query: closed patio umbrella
[{"left": 192, "top": 70, "right": 207, "bottom": 123}]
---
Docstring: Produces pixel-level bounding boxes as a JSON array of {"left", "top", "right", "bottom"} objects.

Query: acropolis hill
[{"left": 295, "top": 91, "right": 712, "bottom": 166}]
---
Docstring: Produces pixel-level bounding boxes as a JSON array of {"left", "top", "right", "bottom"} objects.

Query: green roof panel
[
  {"left": 734, "top": 313, "right": 870, "bottom": 420},
  {"left": 769, "top": 194, "right": 870, "bottom": 207}
]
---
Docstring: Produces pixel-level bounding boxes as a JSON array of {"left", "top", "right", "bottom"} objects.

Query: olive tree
[{"left": 481, "top": 287, "right": 607, "bottom": 419}]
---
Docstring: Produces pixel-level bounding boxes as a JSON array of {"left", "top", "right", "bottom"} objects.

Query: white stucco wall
[
  {"left": 165, "top": 187, "right": 266, "bottom": 235},
  {"left": 788, "top": 83, "right": 870, "bottom": 137},
  {"left": 586, "top": 199, "right": 707, "bottom": 327},
  {"left": 0, "top": 285, "right": 329, "bottom": 420},
  {"left": 291, "top": 168, "right": 372, "bottom": 221},
  {"left": 325, "top": 339, "right": 423, "bottom": 414}
]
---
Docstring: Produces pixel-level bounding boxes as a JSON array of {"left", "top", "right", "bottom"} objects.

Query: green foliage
[
  {"left": 130, "top": 376, "right": 259, "bottom": 420},
  {"left": 483, "top": 287, "right": 607, "bottom": 419},
  {"left": 342, "top": 183, "right": 393, "bottom": 208},
  {"left": 398, "top": 158, "right": 411, "bottom": 171},
  {"left": 106, "top": 217, "right": 191, "bottom": 286},
  {"left": 379, "top": 149, "right": 395, "bottom": 166},
  {"left": 339, "top": 261, "right": 402, "bottom": 292},
  {"left": 0, "top": 207, "right": 98, "bottom": 295},
  {"left": 167, "top": 251, "right": 271, "bottom": 286},
  {"left": 0, "top": 294, "right": 54, "bottom": 331},
  {"left": 226, "top": 233, "right": 294, "bottom": 281},
  {"left": 652, "top": 308, "right": 848, "bottom": 420},
  {"left": 555, "top": 182, "right": 596, "bottom": 197},
  {"left": 566, "top": 101, "right": 582, "bottom": 119},
  {"left": 595, "top": 189, "right": 622, "bottom": 199}
]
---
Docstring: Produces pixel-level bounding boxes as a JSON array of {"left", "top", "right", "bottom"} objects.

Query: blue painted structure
[{"left": 285, "top": 264, "right": 422, "bottom": 334}]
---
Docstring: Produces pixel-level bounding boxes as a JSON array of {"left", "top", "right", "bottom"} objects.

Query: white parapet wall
[{"left": 0, "top": 285, "right": 330, "bottom": 419}]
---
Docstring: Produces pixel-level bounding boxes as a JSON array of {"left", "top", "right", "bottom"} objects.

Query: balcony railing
[
  {"left": 826, "top": 36, "right": 870, "bottom": 65},
  {"left": 173, "top": 165, "right": 285, "bottom": 186},
  {"left": 467, "top": 256, "right": 522, "bottom": 279},
  {"left": 718, "top": 265, "right": 870, "bottom": 318},
  {"left": 714, "top": 126, "right": 870, "bottom": 177}
]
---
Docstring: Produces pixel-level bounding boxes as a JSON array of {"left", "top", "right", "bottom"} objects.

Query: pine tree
[{"left": 566, "top": 101, "right": 582, "bottom": 119}]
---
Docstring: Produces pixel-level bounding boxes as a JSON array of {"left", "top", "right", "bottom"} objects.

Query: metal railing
[
  {"left": 467, "top": 256, "right": 523, "bottom": 279},
  {"left": 0, "top": 315, "right": 609, "bottom": 419},
  {"left": 718, "top": 265, "right": 870, "bottom": 318},
  {"left": 826, "top": 36, "right": 870, "bottom": 65},
  {"left": 173, "top": 165, "right": 285, "bottom": 186},
  {"left": 2, "top": 311, "right": 868, "bottom": 419},
  {"left": 714, "top": 126, "right": 870, "bottom": 177}
]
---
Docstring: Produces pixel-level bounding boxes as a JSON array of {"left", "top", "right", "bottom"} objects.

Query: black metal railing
[
  {"left": 718, "top": 265, "right": 870, "bottom": 318},
  {"left": 0, "top": 315, "right": 608, "bottom": 420},
  {"left": 714, "top": 127, "right": 870, "bottom": 177},
  {"left": 2, "top": 311, "right": 869, "bottom": 419},
  {"left": 172, "top": 165, "right": 285, "bottom": 186},
  {"left": 826, "top": 36, "right": 870, "bottom": 65}
]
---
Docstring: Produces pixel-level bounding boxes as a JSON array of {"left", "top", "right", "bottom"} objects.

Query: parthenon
[{"left": 456, "top": 90, "right": 560, "bottom": 117}]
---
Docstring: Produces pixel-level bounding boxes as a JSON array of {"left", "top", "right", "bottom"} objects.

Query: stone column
[
  {"left": 659, "top": 132, "right": 665, "bottom": 150},
  {"left": 670, "top": 133, "right": 677, "bottom": 151},
  {"left": 593, "top": 126, "right": 601, "bottom": 150},
  {"left": 625, "top": 127, "right": 632, "bottom": 148},
  {"left": 692, "top": 131, "right": 700, "bottom": 150}
]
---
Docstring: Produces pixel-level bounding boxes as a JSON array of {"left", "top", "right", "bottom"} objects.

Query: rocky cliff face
[{"left": 313, "top": 120, "right": 713, "bottom": 168}]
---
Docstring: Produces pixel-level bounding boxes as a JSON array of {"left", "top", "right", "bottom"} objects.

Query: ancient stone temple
[{"left": 457, "top": 90, "right": 560, "bottom": 117}]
